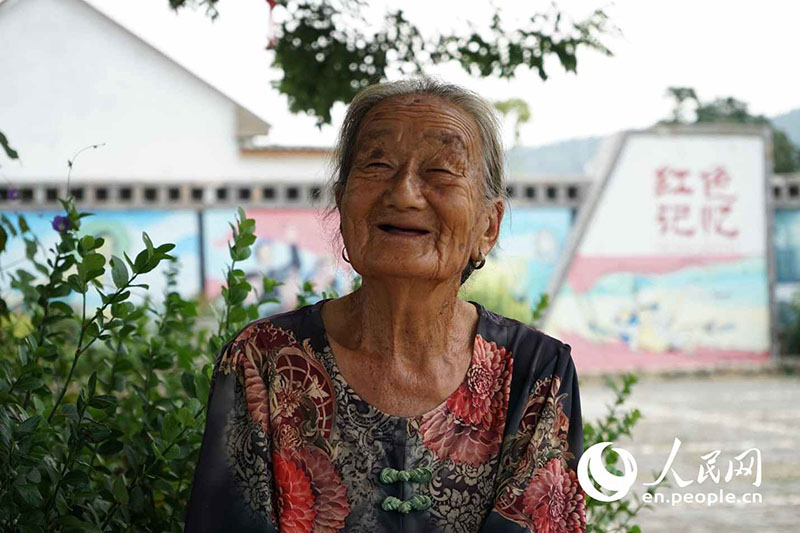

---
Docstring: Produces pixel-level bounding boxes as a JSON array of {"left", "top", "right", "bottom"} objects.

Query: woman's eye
[
  {"left": 367, "top": 162, "right": 391, "bottom": 169},
  {"left": 429, "top": 168, "right": 454, "bottom": 175}
]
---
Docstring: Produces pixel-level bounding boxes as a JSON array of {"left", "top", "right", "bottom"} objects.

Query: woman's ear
[{"left": 481, "top": 198, "right": 505, "bottom": 254}]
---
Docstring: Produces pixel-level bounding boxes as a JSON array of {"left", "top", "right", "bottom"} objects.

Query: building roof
[{"left": 0, "top": 0, "right": 271, "bottom": 137}]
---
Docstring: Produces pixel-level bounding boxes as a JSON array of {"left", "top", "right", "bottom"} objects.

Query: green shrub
[
  {"left": 581, "top": 373, "right": 670, "bottom": 533},
  {"left": 0, "top": 198, "right": 270, "bottom": 531}
]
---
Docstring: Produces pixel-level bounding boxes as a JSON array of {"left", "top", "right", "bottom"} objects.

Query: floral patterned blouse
[{"left": 185, "top": 298, "right": 586, "bottom": 532}]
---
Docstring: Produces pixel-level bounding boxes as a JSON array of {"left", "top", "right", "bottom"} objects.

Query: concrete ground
[{"left": 578, "top": 371, "right": 800, "bottom": 533}]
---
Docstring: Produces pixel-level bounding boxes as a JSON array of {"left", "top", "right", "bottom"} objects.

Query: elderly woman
[{"left": 185, "top": 78, "right": 585, "bottom": 533}]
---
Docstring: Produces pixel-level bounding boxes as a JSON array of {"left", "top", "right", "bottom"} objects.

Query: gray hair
[{"left": 322, "top": 76, "right": 508, "bottom": 285}]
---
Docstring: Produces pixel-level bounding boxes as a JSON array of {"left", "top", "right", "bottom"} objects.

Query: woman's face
[{"left": 339, "top": 94, "right": 504, "bottom": 284}]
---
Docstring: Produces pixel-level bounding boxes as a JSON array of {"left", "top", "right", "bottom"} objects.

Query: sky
[{"left": 87, "top": 0, "right": 800, "bottom": 148}]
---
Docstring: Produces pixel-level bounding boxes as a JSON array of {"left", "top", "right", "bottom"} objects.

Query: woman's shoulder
[
  {"left": 478, "top": 303, "right": 570, "bottom": 354},
  {"left": 476, "top": 303, "right": 574, "bottom": 380},
  {"left": 216, "top": 301, "right": 323, "bottom": 374}
]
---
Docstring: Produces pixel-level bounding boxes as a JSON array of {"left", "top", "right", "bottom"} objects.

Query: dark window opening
[
  {"left": 46, "top": 188, "right": 59, "bottom": 202},
  {"left": 567, "top": 185, "right": 578, "bottom": 199},
  {"left": 95, "top": 187, "right": 108, "bottom": 201},
  {"left": 773, "top": 186, "right": 782, "bottom": 198},
  {"left": 70, "top": 187, "right": 84, "bottom": 201},
  {"left": 21, "top": 188, "right": 33, "bottom": 202},
  {"left": 119, "top": 187, "right": 132, "bottom": 201},
  {"left": 216, "top": 187, "right": 228, "bottom": 201},
  {"left": 525, "top": 186, "right": 536, "bottom": 199},
  {"left": 168, "top": 187, "right": 181, "bottom": 201},
  {"left": 238, "top": 187, "right": 251, "bottom": 201},
  {"left": 263, "top": 187, "right": 275, "bottom": 200},
  {"left": 789, "top": 184, "right": 799, "bottom": 198},
  {"left": 191, "top": 187, "right": 203, "bottom": 201},
  {"left": 286, "top": 187, "right": 299, "bottom": 200},
  {"left": 505, "top": 185, "right": 515, "bottom": 198},
  {"left": 546, "top": 186, "right": 557, "bottom": 200},
  {"left": 144, "top": 187, "right": 157, "bottom": 202},
  {"left": 310, "top": 186, "right": 321, "bottom": 200}
]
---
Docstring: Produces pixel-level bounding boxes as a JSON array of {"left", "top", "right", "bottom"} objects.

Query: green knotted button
[
  {"left": 379, "top": 467, "right": 433, "bottom": 484},
  {"left": 381, "top": 494, "right": 432, "bottom": 514}
]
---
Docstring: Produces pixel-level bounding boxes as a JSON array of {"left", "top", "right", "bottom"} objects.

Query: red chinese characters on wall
[{"left": 654, "top": 165, "right": 739, "bottom": 239}]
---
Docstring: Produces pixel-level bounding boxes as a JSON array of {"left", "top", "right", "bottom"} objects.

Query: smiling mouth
[{"left": 378, "top": 224, "right": 430, "bottom": 236}]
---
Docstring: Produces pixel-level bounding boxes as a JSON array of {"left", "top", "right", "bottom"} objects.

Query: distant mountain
[
  {"left": 772, "top": 108, "right": 800, "bottom": 147},
  {"left": 508, "top": 108, "right": 800, "bottom": 177},
  {"left": 506, "top": 136, "right": 603, "bottom": 177}
]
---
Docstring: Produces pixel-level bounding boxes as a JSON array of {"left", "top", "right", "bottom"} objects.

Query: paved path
[{"left": 579, "top": 374, "right": 800, "bottom": 532}]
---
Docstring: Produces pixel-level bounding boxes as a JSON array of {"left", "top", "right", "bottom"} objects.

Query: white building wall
[{"left": 0, "top": 0, "right": 327, "bottom": 184}]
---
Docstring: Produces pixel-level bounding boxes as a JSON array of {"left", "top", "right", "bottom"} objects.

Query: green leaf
[
  {"left": 123, "top": 250, "right": 135, "bottom": 270},
  {"left": 155, "top": 243, "right": 176, "bottom": 254},
  {"left": 0, "top": 130, "right": 19, "bottom": 159},
  {"left": 64, "top": 469, "right": 90, "bottom": 487},
  {"left": 67, "top": 273, "right": 86, "bottom": 294},
  {"left": 54, "top": 515, "right": 98, "bottom": 530},
  {"left": 88, "top": 371, "right": 97, "bottom": 397},
  {"left": 176, "top": 407, "right": 196, "bottom": 428},
  {"left": 142, "top": 232, "right": 154, "bottom": 256},
  {"left": 230, "top": 245, "right": 251, "bottom": 262},
  {"left": 97, "top": 439, "right": 124, "bottom": 456},
  {"left": 15, "top": 415, "right": 42, "bottom": 435},
  {"left": 84, "top": 423, "right": 112, "bottom": 443},
  {"left": 79, "top": 235, "right": 96, "bottom": 253},
  {"left": 162, "top": 445, "right": 180, "bottom": 461},
  {"left": 228, "top": 307, "right": 246, "bottom": 323},
  {"left": 194, "top": 373, "right": 210, "bottom": 402},
  {"left": 187, "top": 397, "right": 203, "bottom": 414},
  {"left": 82, "top": 252, "right": 106, "bottom": 271},
  {"left": 181, "top": 372, "right": 196, "bottom": 397},
  {"left": 17, "top": 213, "right": 31, "bottom": 233},
  {"left": 162, "top": 413, "right": 180, "bottom": 442},
  {"left": 14, "top": 484, "right": 42, "bottom": 507},
  {"left": 112, "top": 475, "right": 129, "bottom": 505},
  {"left": 89, "top": 394, "right": 117, "bottom": 410},
  {"left": 14, "top": 375, "right": 44, "bottom": 392},
  {"left": 110, "top": 255, "right": 129, "bottom": 288},
  {"left": 133, "top": 249, "right": 149, "bottom": 272}
]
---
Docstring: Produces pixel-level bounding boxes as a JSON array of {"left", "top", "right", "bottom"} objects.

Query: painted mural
[
  {"left": 202, "top": 208, "right": 356, "bottom": 313},
  {"left": 0, "top": 209, "right": 201, "bottom": 310},
  {"left": 775, "top": 209, "right": 800, "bottom": 337},
  {"left": 462, "top": 207, "right": 573, "bottom": 322},
  {"left": 544, "top": 132, "right": 772, "bottom": 372},
  {"left": 4, "top": 185, "right": 784, "bottom": 366}
]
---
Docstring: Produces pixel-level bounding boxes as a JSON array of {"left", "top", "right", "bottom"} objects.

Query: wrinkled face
[{"left": 338, "top": 94, "right": 503, "bottom": 283}]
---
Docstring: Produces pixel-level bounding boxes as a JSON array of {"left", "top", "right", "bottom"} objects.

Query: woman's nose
[{"left": 384, "top": 163, "right": 426, "bottom": 210}]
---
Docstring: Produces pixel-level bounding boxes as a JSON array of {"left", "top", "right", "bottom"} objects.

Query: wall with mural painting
[
  {"left": 461, "top": 207, "right": 573, "bottom": 322},
  {"left": 1, "top": 206, "right": 574, "bottom": 319},
  {"left": 543, "top": 127, "right": 773, "bottom": 372},
  {"left": 775, "top": 209, "right": 800, "bottom": 339},
  {"left": 4, "top": 132, "right": 792, "bottom": 370},
  {"left": 0, "top": 209, "right": 202, "bottom": 310},
  {"left": 202, "top": 208, "right": 356, "bottom": 314}
]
